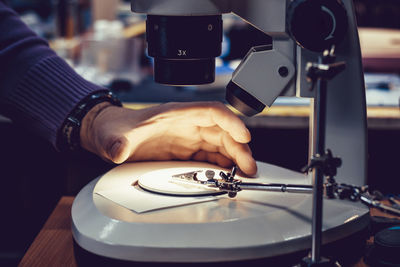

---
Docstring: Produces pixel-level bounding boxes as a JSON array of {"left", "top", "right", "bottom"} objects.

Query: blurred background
[{"left": 0, "top": 0, "right": 399, "bottom": 265}]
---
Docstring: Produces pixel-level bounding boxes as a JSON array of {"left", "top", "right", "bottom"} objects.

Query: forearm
[{"left": 0, "top": 2, "right": 106, "bottom": 148}]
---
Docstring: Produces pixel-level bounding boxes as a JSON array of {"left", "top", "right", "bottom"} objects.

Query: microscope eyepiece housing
[{"left": 146, "top": 15, "right": 223, "bottom": 85}]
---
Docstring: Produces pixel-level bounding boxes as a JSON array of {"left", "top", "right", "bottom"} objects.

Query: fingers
[
  {"left": 196, "top": 102, "right": 251, "bottom": 143},
  {"left": 221, "top": 132, "right": 257, "bottom": 176},
  {"left": 192, "top": 148, "right": 256, "bottom": 176},
  {"left": 206, "top": 103, "right": 251, "bottom": 144},
  {"left": 199, "top": 126, "right": 223, "bottom": 147},
  {"left": 199, "top": 141, "right": 219, "bottom": 153},
  {"left": 161, "top": 102, "right": 251, "bottom": 144},
  {"left": 192, "top": 150, "right": 233, "bottom": 168},
  {"left": 199, "top": 127, "right": 257, "bottom": 176}
]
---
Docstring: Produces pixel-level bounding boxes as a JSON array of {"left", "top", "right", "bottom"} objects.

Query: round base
[
  {"left": 72, "top": 161, "right": 370, "bottom": 263},
  {"left": 74, "top": 228, "right": 368, "bottom": 266}
]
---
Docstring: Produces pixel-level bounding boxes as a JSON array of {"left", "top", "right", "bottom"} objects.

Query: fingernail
[
  {"left": 110, "top": 141, "right": 121, "bottom": 161},
  {"left": 240, "top": 128, "right": 251, "bottom": 143},
  {"left": 245, "top": 128, "right": 251, "bottom": 139}
]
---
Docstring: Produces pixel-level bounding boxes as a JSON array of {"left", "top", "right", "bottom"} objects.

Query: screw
[
  {"left": 278, "top": 66, "right": 289, "bottom": 77},
  {"left": 228, "top": 192, "right": 237, "bottom": 198}
]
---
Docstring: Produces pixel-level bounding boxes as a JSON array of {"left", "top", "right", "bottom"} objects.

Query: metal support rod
[
  {"left": 240, "top": 183, "right": 313, "bottom": 193},
  {"left": 311, "top": 57, "right": 328, "bottom": 263}
]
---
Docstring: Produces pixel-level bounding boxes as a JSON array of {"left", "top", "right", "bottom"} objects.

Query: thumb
[{"left": 105, "top": 135, "right": 131, "bottom": 164}]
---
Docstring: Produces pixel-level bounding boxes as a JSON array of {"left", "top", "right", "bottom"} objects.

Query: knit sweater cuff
[{"left": 7, "top": 56, "right": 107, "bottom": 149}]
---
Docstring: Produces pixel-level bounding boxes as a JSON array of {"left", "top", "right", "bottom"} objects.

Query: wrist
[
  {"left": 58, "top": 91, "right": 122, "bottom": 152},
  {"left": 80, "top": 102, "right": 115, "bottom": 153}
]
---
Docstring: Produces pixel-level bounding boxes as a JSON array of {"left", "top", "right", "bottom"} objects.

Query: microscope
[
  {"left": 71, "top": 1, "right": 370, "bottom": 266},
  {"left": 133, "top": 0, "right": 366, "bottom": 185}
]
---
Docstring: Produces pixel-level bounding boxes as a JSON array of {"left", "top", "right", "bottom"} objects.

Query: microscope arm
[{"left": 228, "top": 0, "right": 367, "bottom": 186}]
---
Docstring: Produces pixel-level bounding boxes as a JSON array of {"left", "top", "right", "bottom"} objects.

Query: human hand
[{"left": 80, "top": 101, "right": 257, "bottom": 176}]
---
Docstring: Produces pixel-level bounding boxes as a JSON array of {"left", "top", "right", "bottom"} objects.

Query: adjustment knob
[{"left": 287, "top": 0, "right": 348, "bottom": 52}]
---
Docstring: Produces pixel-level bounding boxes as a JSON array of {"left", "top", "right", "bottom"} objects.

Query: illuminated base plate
[{"left": 72, "top": 161, "right": 369, "bottom": 263}]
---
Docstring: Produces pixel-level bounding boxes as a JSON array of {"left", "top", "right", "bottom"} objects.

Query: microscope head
[{"left": 132, "top": 0, "right": 348, "bottom": 114}]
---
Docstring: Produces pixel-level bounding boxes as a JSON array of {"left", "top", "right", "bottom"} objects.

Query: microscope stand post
[{"left": 301, "top": 47, "right": 346, "bottom": 266}]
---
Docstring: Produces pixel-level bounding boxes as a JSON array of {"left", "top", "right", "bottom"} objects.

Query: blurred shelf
[{"left": 123, "top": 103, "right": 400, "bottom": 130}]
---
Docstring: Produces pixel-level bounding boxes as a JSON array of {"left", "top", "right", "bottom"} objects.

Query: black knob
[
  {"left": 365, "top": 227, "right": 400, "bottom": 266},
  {"left": 287, "top": 0, "right": 348, "bottom": 52}
]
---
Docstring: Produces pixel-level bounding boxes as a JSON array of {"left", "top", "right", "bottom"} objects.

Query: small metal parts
[
  {"left": 172, "top": 170, "right": 203, "bottom": 182},
  {"left": 171, "top": 170, "right": 216, "bottom": 184},
  {"left": 302, "top": 149, "right": 342, "bottom": 199},
  {"left": 302, "top": 149, "right": 342, "bottom": 179},
  {"left": 171, "top": 166, "right": 314, "bottom": 198},
  {"left": 218, "top": 166, "right": 241, "bottom": 198},
  {"left": 169, "top": 167, "right": 400, "bottom": 217},
  {"left": 170, "top": 166, "right": 242, "bottom": 198}
]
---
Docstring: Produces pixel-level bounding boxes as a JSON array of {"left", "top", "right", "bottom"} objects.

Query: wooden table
[
  {"left": 19, "top": 197, "right": 77, "bottom": 267},
  {"left": 19, "top": 196, "right": 399, "bottom": 267}
]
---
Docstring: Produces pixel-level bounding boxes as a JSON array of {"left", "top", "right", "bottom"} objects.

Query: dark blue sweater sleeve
[{"left": 0, "top": 2, "right": 106, "bottom": 148}]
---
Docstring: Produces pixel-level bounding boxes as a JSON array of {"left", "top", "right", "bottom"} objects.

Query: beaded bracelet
[{"left": 58, "top": 91, "right": 122, "bottom": 152}]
